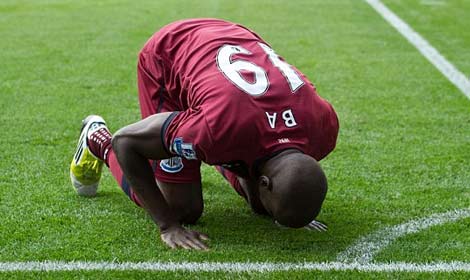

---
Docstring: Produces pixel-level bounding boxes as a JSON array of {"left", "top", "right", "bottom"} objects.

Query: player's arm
[
  {"left": 112, "top": 112, "right": 208, "bottom": 250},
  {"left": 237, "top": 177, "right": 269, "bottom": 216}
]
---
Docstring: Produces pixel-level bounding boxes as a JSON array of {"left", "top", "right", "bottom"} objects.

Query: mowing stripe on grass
[
  {"left": 1, "top": 261, "right": 470, "bottom": 272},
  {"left": 337, "top": 208, "right": 470, "bottom": 263},
  {"left": 365, "top": 0, "right": 470, "bottom": 99},
  {"left": 420, "top": 0, "right": 446, "bottom": 6}
]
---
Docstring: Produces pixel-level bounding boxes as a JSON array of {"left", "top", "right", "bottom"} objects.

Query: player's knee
[{"left": 111, "top": 129, "right": 129, "bottom": 157}]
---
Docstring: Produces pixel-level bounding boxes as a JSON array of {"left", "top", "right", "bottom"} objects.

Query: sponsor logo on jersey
[
  {"left": 160, "top": 157, "right": 184, "bottom": 173},
  {"left": 172, "top": 137, "right": 197, "bottom": 160}
]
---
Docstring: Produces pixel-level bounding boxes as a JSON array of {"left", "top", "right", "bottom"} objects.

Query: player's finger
[
  {"left": 163, "top": 237, "right": 178, "bottom": 249},
  {"left": 170, "top": 231, "right": 198, "bottom": 250},
  {"left": 194, "top": 231, "right": 210, "bottom": 241},
  {"left": 186, "top": 238, "right": 208, "bottom": 251},
  {"left": 181, "top": 234, "right": 208, "bottom": 251},
  {"left": 306, "top": 222, "right": 316, "bottom": 230},
  {"left": 305, "top": 220, "right": 328, "bottom": 232},
  {"left": 305, "top": 225, "right": 314, "bottom": 231},
  {"left": 306, "top": 225, "right": 326, "bottom": 232},
  {"left": 177, "top": 238, "right": 194, "bottom": 250},
  {"left": 314, "top": 221, "right": 328, "bottom": 231},
  {"left": 188, "top": 232, "right": 209, "bottom": 250},
  {"left": 308, "top": 224, "right": 326, "bottom": 231}
]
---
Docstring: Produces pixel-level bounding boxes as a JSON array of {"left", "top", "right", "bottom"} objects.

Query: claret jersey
[{"left": 140, "top": 18, "right": 339, "bottom": 178}]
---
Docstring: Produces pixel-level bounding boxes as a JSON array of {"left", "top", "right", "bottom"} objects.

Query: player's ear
[{"left": 258, "top": 175, "right": 272, "bottom": 192}]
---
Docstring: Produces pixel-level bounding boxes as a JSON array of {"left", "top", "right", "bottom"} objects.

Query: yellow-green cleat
[{"left": 70, "top": 115, "right": 107, "bottom": 197}]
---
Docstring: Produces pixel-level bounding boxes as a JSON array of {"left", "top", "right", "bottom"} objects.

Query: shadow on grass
[
  {"left": 55, "top": 181, "right": 378, "bottom": 262},
  {"left": 185, "top": 182, "right": 372, "bottom": 262}
]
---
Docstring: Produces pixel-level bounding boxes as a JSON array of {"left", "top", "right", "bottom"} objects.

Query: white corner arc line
[
  {"left": 1, "top": 261, "right": 470, "bottom": 273},
  {"left": 337, "top": 208, "right": 470, "bottom": 263},
  {"left": 365, "top": 0, "right": 470, "bottom": 99}
]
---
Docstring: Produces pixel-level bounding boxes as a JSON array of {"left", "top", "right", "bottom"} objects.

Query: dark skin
[
  {"left": 236, "top": 149, "right": 306, "bottom": 217},
  {"left": 112, "top": 113, "right": 208, "bottom": 250},
  {"left": 113, "top": 113, "right": 324, "bottom": 250}
]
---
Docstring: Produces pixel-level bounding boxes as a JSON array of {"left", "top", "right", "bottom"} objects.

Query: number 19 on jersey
[{"left": 216, "top": 43, "right": 304, "bottom": 96}]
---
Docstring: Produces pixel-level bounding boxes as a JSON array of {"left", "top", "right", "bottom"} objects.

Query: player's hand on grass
[
  {"left": 275, "top": 219, "right": 328, "bottom": 232},
  {"left": 160, "top": 225, "right": 209, "bottom": 250},
  {"left": 304, "top": 220, "right": 328, "bottom": 232}
]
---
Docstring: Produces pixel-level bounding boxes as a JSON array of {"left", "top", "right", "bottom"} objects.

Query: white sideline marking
[
  {"left": 337, "top": 208, "right": 470, "bottom": 263},
  {"left": 1, "top": 261, "right": 470, "bottom": 273},
  {"left": 1, "top": 209, "right": 470, "bottom": 273},
  {"left": 365, "top": 0, "right": 470, "bottom": 99}
]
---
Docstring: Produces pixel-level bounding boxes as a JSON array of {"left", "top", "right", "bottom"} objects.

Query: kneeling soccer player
[{"left": 70, "top": 18, "right": 339, "bottom": 250}]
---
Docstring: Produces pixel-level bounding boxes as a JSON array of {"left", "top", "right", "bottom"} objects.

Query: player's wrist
[{"left": 159, "top": 221, "right": 182, "bottom": 233}]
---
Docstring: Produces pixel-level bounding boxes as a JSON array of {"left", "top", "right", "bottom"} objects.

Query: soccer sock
[
  {"left": 87, "top": 127, "right": 142, "bottom": 207},
  {"left": 87, "top": 127, "right": 112, "bottom": 166},
  {"left": 107, "top": 150, "right": 143, "bottom": 207}
]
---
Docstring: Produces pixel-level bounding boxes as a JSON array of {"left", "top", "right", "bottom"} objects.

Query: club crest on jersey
[
  {"left": 160, "top": 157, "right": 184, "bottom": 173},
  {"left": 172, "top": 137, "right": 197, "bottom": 160}
]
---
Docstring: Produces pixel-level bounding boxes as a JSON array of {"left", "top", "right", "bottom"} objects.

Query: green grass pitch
[{"left": 1, "top": 0, "right": 469, "bottom": 279}]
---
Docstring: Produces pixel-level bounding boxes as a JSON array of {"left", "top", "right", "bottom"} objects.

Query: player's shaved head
[{"left": 258, "top": 150, "right": 327, "bottom": 228}]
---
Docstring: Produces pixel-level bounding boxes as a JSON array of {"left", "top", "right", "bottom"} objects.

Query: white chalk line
[
  {"left": 4, "top": 5, "right": 469, "bottom": 272},
  {"left": 337, "top": 208, "right": 470, "bottom": 263},
  {"left": 1, "top": 260, "right": 470, "bottom": 273},
  {"left": 0, "top": 1, "right": 466, "bottom": 275},
  {"left": 1, "top": 209, "right": 469, "bottom": 273},
  {"left": 366, "top": 0, "right": 470, "bottom": 99}
]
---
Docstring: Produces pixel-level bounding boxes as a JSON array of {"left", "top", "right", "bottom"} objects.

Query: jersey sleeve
[{"left": 163, "top": 108, "right": 213, "bottom": 162}]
